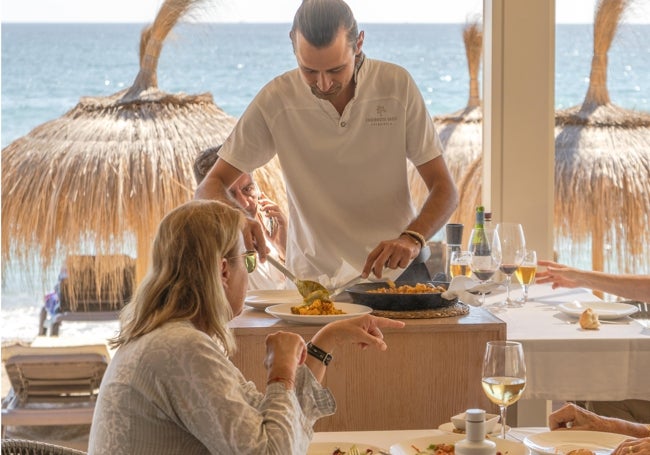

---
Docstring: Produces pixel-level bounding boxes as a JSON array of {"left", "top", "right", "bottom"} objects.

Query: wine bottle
[{"left": 471, "top": 206, "right": 491, "bottom": 256}]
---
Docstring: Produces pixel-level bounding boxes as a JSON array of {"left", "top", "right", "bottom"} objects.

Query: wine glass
[
  {"left": 449, "top": 250, "right": 473, "bottom": 278},
  {"left": 467, "top": 228, "right": 502, "bottom": 306},
  {"left": 495, "top": 223, "right": 526, "bottom": 308},
  {"left": 481, "top": 340, "right": 527, "bottom": 439},
  {"left": 515, "top": 249, "right": 537, "bottom": 303}
]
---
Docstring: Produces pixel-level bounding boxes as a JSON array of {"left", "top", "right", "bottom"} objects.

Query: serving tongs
[{"left": 265, "top": 255, "right": 329, "bottom": 299}]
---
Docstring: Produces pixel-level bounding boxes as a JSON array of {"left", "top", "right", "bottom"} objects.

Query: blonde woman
[{"left": 88, "top": 200, "right": 404, "bottom": 454}]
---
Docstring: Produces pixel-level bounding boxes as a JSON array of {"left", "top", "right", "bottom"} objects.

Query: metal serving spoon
[{"left": 265, "top": 255, "right": 329, "bottom": 299}]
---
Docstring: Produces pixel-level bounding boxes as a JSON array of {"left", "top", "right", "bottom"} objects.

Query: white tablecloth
[
  {"left": 483, "top": 283, "right": 650, "bottom": 401},
  {"left": 312, "top": 427, "right": 546, "bottom": 452}
]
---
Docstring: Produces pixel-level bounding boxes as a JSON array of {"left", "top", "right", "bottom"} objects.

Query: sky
[{"left": 2, "top": 0, "right": 649, "bottom": 24}]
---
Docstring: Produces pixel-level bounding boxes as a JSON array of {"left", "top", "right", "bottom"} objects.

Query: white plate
[
  {"left": 245, "top": 289, "right": 303, "bottom": 310},
  {"left": 390, "top": 433, "right": 525, "bottom": 455},
  {"left": 308, "top": 442, "right": 384, "bottom": 454},
  {"left": 558, "top": 300, "right": 639, "bottom": 320},
  {"left": 437, "top": 421, "right": 510, "bottom": 436},
  {"left": 524, "top": 430, "right": 629, "bottom": 455},
  {"left": 265, "top": 302, "right": 373, "bottom": 324}
]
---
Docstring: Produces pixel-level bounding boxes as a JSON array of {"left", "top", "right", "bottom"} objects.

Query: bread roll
[
  {"left": 579, "top": 307, "right": 600, "bottom": 330},
  {"left": 567, "top": 449, "right": 596, "bottom": 455}
]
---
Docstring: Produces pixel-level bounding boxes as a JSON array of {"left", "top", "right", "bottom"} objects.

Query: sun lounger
[
  {"left": 38, "top": 255, "right": 134, "bottom": 336},
  {"left": 0, "top": 438, "right": 87, "bottom": 455},
  {"left": 1, "top": 344, "right": 110, "bottom": 438}
]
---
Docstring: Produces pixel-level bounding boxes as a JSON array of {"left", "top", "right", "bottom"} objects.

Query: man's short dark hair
[
  {"left": 290, "top": 0, "right": 359, "bottom": 50},
  {"left": 193, "top": 145, "right": 222, "bottom": 184}
]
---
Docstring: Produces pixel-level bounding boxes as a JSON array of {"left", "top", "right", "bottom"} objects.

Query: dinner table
[
  {"left": 482, "top": 282, "right": 650, "bottom": 426},
  {"left": 229, "top": 296, "right": 506, "bottom": 432},
  {"left": 310, "top": 426, "right": 559, "bottom": 454}
]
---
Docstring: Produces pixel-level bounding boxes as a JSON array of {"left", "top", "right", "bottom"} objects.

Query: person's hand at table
[
  {"left": 306, "top": 314, "right": 406, "bottom": 381},
  {"left": 362, "top": 235, "right": 421, "bottom": 279},
  {"left": 264, "top": 331, "right": 308, "bottom": 390},
  {"left": 535, "top": 260, "right": 584, "bottom": 289},
  {"left": 612, "top": 437, "right": 650, "bottom": 455},
  {"left": 550, "top": 403, "right": 650, "bottom": 440}
]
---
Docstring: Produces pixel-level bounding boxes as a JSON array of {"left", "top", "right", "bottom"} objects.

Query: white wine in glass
[
  {"left": 481, "top": 341, "right": 526, "bottom": 439},
  {"left": 515, "top": 250, "right": 537, "bottom": 303},
  {"left": 450, "top": 250, "right": 473, "bottom": 278}
]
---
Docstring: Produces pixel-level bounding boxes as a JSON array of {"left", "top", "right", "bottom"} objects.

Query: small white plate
[
  {"left": 245, "top": 289, "right": 303, "bottom": 310},
  {"left": 437, "top": 421, "right": 509, "bottom": 436},
  {"left": 558, "top": 300, "right": 639, "bottom": 320},
  {"left": 265, "top": 302, "right": 372, "bottom": 325},
  {"left": 307, "top": 442, "right": 384, "bottom": 454},
  {"left": 390, "top": 433, "right": 525, "bottom": 455},
  {"left": 524, "top": 430, "right": 629, "bottom": 455}
]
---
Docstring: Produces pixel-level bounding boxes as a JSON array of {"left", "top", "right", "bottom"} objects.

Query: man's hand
[{"left": 362, "top": 235, "right": 420, "bottom": 279}]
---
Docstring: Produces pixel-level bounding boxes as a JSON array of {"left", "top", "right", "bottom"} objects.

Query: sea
[{"left": 2, "top": 22, "right": 649, "bottom": 344}]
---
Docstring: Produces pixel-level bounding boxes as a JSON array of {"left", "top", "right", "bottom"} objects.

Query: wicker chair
[{"left": 1, "top": 439, "right": 86, "bottom": 455}]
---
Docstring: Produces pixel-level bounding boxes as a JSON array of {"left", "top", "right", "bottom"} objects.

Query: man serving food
[{"left": 195, "top": 0, "right": 458, "bottom": 287}]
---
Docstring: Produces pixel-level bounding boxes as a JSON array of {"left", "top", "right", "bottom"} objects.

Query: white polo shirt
[{"left": 218, "top": 57, "right": 442, "bottom": 282}]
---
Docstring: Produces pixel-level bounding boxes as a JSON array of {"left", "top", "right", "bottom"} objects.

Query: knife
[{"left": 329, "top": 275, "right": 364, "bottom": 299}]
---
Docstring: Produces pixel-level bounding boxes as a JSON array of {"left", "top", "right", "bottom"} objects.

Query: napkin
[{"left": 442, "top": 276, "right": 503, "bottom": 307}]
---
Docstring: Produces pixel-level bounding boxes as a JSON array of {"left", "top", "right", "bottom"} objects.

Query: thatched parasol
[
  {"left": 554, "top": 0, "right": 650, "bottom": 274},
  {"left": 408, "top": 19, "right": 483, "bottom": 244},
  {"left": 1, "top": 0, "right": 243, "bottom": 300}
]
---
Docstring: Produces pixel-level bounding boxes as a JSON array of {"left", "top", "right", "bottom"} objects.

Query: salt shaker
[{"left": 455, "top": 409, "right": 496, "bottom": 455}]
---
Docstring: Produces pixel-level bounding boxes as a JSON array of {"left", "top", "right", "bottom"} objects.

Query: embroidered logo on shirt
[{"left": 366, "top": 104, "right": 397, "bottom": 127}]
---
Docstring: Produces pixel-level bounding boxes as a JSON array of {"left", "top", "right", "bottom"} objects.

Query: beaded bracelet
[
  {"left": 306, "top": 341, "right": 333, "bottom": 366},
  {"left": 401, "top": 229, "right": 426, "bottom": 248}
]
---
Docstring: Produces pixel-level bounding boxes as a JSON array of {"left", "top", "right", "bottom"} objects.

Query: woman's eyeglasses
[{"left": 227, "top": 250, "right": 257, "bottom": 273}]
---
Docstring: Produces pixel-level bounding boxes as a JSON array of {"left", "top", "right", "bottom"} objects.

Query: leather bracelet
[
  {"left": 306, "top": 341, "right": 332, "bottom": 366},
  {"left": 401, "top": 230, "right": 426, "bottom": 248}
]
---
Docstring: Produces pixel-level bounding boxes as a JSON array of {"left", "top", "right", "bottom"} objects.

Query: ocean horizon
[{"left": 2, "top": 22, "right": 649, "bottom": 343}]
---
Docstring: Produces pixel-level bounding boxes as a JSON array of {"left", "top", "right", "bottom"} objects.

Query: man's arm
[
  {"left": 409, "top": 155, "right": 459, "bottom": 239},
  {"left": 362, "top": 155, "right": 458, "bottom": 278},
  {"left": 195, "top": 159, "right": 268, "bottom": 259},
  {"left": 195, "top": 158, "right": 241, "bottom": 202}
]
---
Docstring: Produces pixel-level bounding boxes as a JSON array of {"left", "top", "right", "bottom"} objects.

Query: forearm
[
  {"left": 574, "top": 270, "right": 650, "bottom": 301},
  {"left": 407, "top": 178, "right": 458, "bottom": 240},
  {"left": 600, "top": 415, "right": 650, "bottom": 438},
  {"left": 195, "top": 173, "right": 232, "bottom": 203},
  {"left": 304, "top": 328, "right": 339, "bottom": 383}
]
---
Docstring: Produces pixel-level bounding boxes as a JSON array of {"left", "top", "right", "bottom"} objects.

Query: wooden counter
[{"left": 229, "top": 306, "right": 506, "bottom": 431}]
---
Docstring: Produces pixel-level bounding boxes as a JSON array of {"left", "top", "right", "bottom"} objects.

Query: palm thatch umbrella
[
  {"left": 408, "top": 19, "right": 483, "bottom": 245},
  {"left": 555, "top": 0, "right": 650, "bottom": 274},
  {"left": 1, "top": 0, "right": 244, "bottom": 300}
]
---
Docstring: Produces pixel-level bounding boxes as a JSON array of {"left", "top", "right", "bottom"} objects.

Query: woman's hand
[
  {"left": 613, "top": 438, "right": 650, "bottom": 455},
  {"left": 549, "top": 403, "right": 611, "bottom": 432},
  {"left": 314, "top": 314, "right": 406, "bottom": 352},
  {"left": 264, "top": 331, "right": 307, "bottom": 389},
  {"left": 305, "top": 315, "right": 406, "bottom": 382},
  {"left": 535, "top": 260, "right": 583, "bottom": 289},
  {"left": 550, "top": 403, "right": 650, "bottom": 440}
]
